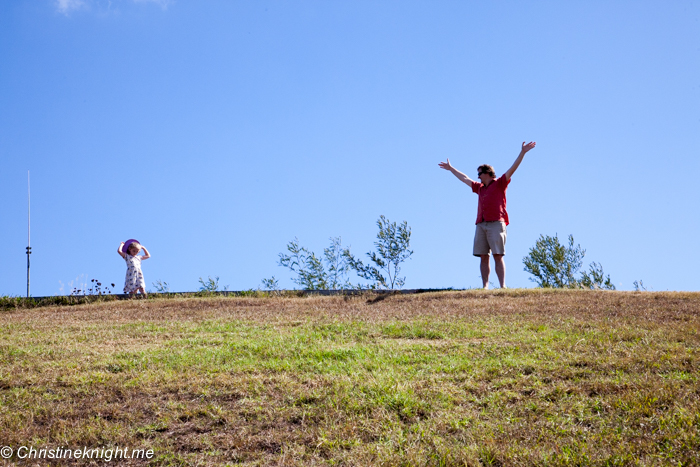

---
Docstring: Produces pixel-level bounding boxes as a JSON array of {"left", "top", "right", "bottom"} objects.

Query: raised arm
[
  {"left": 438, "top": 158, "right": 475, "bottom": 186},
  {"left": 504, "top": 141, "right": 536, "bottom": 181},
  {"left": 117, "top": 242, "right": 126, "bottom": 259},
  {"left": 140, "top": 246, "right": 151, "bottom": 260}
]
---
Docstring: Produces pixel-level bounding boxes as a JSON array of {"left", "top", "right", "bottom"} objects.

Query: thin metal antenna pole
[{"left": 27, "top": 171, "right": 31, "bottom": 298}]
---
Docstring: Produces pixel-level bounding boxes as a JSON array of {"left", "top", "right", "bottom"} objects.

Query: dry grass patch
[{"left": 0, "top": 290, "right": 698, "bottom": 466}]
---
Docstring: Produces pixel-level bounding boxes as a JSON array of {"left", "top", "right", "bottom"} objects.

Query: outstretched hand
[
  {"left": 522, "top": 141, "right": 536, "bottom": 153},
  {"left": 438, "top": 158, "right": 453, "bottom": 170}
]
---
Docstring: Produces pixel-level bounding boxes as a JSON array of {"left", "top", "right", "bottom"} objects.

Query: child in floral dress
[{"left": 117, "top": 239, "right": 151, "bottom": 296}]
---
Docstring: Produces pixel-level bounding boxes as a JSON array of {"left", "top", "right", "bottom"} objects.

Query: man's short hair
[{"left": 477, "top": 164, "right": 496, "bottom": 178}]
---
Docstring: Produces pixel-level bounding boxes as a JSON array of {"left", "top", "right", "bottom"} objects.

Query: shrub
[
  {"left": 343, "top": 215, "right": 413, "bottom": 290},
  {"left": 152, "top": 280, "right": 171, "bottom": 293},
  {"left": 198, "top": 276, "right": 228, "bottom": 292},
  {"left": 523, "top": 234, "right": 614, "bottom": 290},
  {"left": 278, "top": 237, "right": 352, "bottom": 290}
]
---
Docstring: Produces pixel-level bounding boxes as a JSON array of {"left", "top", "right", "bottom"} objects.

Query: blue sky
[{"left": 1, "top": 0, "right": 698, "bottom": 296}]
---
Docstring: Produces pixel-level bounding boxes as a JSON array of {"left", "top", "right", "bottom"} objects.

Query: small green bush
[{"left": 523, "top": 234, "right": 614, "bottom": 289}]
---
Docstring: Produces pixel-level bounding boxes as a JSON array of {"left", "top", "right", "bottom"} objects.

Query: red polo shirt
[{"left": 471, "top": 174, "right": 510, "bottom": 225}]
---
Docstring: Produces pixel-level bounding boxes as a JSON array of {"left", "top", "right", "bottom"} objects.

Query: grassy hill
[{"left": 0, "top": 290, "right": 698, "bottom": 466}]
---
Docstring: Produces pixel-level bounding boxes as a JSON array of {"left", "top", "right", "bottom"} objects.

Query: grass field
[{"left": 0, "top": 290, "right": 698, "bottom": 466}]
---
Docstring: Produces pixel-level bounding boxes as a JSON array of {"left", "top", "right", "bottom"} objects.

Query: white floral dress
[{"left": 123, "top": 254, "right": 146, "bottom": 293}]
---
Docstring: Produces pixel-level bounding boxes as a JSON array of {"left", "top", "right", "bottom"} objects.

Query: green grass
[{"left": 0, "top": 290, "right": 698, "bottom": 465}]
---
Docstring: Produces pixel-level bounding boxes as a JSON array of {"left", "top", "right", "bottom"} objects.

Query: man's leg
[
  {"left": 484, "top": 221, "right": 507, "bottom": 289},
  {"left": 480, "top": 255, "right": 490, "bottom": 289},
  {"left": 493, "top": 254, "right": 506, "bottom": 288}
]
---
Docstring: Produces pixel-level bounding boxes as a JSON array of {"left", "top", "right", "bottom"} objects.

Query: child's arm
[
  {"left": 117, "top": 242, "right": 126, "bottom": 259},
  {"left": 141, "top": 246, "right": 151, "bottom": 260}
]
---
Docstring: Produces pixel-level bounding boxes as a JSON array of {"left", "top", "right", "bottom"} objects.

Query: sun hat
[{"left": 123, "top": 239, "right": 140, "bottom": 256}]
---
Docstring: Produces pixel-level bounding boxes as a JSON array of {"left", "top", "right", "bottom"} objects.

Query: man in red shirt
[{"left": 439, "top": 141, "right": 536, "bottom": 289}]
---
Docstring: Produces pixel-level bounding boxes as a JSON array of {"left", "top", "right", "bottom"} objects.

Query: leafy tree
[
  {"left": 522, "top": 234, "right": 582, "bottom": 288},
  {"left": 278, "top": 237, "right": 352, "bottom": 290},
  {"left": 343, "top": 215, "right": 413, "bottom": 289},
  {"left": 523, "top": 234, "right": 615, "bottom": 290}
]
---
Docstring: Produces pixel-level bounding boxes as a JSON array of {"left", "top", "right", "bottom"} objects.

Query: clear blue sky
[{"left": 1, "top": 0, "right": 699, "bottom": 296}]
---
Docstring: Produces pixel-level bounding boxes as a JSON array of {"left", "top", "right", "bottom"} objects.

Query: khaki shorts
[{"left": 473, "top": 221, "right": 507, "bottom": 257}]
